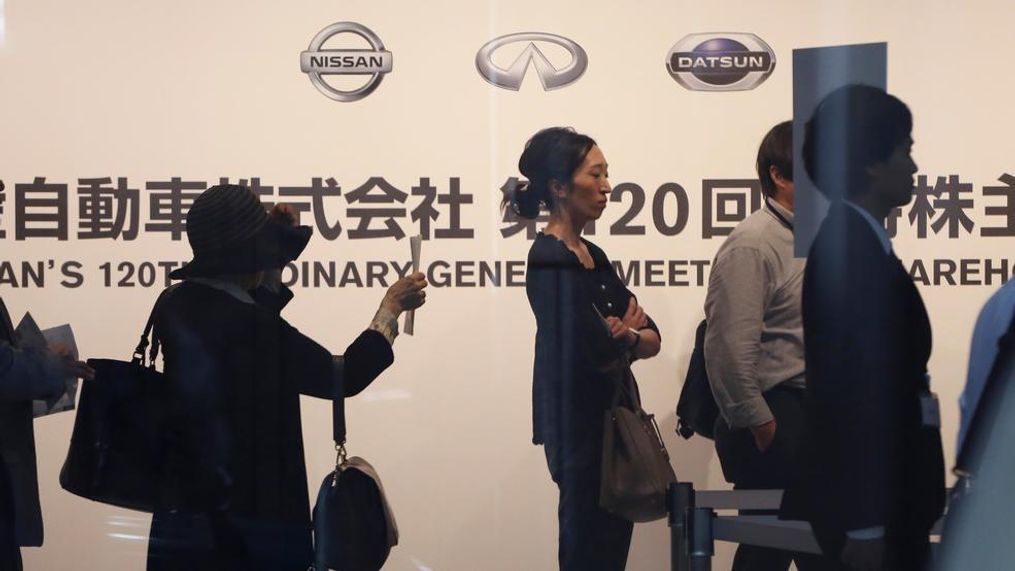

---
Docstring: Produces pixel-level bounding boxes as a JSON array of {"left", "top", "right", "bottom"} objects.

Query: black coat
[
  {"left": 525, "top": 234, "right": 660, "bottom": 448},
  {"left": 780, "top": 203, "right": 945, "bottom": 543},
  {"left": 0, "top": 386, "right": 41, "bottom": 551},
  {"left": 0, "top": 298, "right": 64, "bottom": 550},
  {"left": 148, "top": 282, "right": 393, "bottom": 569}
]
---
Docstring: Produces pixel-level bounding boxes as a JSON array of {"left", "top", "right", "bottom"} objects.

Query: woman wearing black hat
[
  {"left": 504, "top": 128, "right": 663, "bottom": 570},
  {"left": 145, "top": 184, "right": 427, "bottom": 571}
]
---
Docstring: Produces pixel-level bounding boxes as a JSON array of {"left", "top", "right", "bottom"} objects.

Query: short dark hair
[
  {"left": 502, "top": 127, "right": 597, "bottom": 219},
  {"left": 756, "top": 120, "right": 793, "bottom": 198},
  {"left": 803, "top": 84, "right": 912, "bottom": 200}
]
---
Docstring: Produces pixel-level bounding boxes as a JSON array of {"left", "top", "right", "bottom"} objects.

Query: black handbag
[
  {"left": 313, "top": 371, "right": 397, "bottom": 571},
  {"left": 675, "top": 319, "right": 720, "bottom": 439},
  {"left": 599, "top": 359, "right": 678, "bottom": 522},
  {"left": 59, "top": 287, "right": 174, "bottom": 513}
]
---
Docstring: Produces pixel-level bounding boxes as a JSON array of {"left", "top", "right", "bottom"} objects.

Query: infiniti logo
[
  {"left": 666, "top": 33, "right": 776, "bottom": 92},
  {"left": 475, "top": 33, "right": 588, "bottom": 91}
]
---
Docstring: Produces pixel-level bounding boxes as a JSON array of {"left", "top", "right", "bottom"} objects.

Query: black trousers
[
  {"left": 0, "top": 462, "right": 22, "bottom": 571},
  {"left": 544, "top": 431, "right": 633, "bottom": 571},
  {"left": 147, "top": 511, "right": 313, "bottom": 571},
  {"left": 714, "top": 385, "right": 839, "bottom": 571},
  {"left": 809, "top": 524, "right": 931, "bottom": 571}
]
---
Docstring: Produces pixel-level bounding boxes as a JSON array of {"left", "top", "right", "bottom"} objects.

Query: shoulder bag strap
[
  {"left": 607, "top": 358, "right": 642, "bottom": 410},
  {"left": 132, "top": 284, "right": 180, "bottom": 368},
  {"left": 332, "top": 357, "right": 348, "bottom": 471}
]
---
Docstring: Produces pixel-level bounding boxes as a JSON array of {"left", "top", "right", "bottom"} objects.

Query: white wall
[{"left": 3, "top": 0, "right": 1013, "bottom": 568}]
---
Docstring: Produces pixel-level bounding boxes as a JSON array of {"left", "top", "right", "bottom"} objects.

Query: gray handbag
[{"left": 599, "top": 361, "right": 677, "bottom": 522}]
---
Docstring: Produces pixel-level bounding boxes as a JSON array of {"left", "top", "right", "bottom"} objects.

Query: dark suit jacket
[
  {"left": 148, "top": 282, "right": 393, "bottom": 568},
  {"left": 780, "top": 203, "right": 945, "bottom": 546},
  {"left": 0, "top": 298, "right": 64, "bottom": 548}
]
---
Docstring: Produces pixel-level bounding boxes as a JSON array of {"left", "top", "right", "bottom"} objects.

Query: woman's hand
[
  {"left": 620, "top": 297, "right": 648, "bottom": 330},
  {"left": 269, "top": 203, "right": 299, "bottom": 226},
  {"left": 50, "top": 343, "right": 95, "bottom": 381},
  {"left": 605, "top": 298, "right": 647, "bottom": 345},
  {"left": 605, "top": 316, "right": 636, "bottom": 345},
  {"left": 64, "top": 359, "right": 96, "bottom": 381},
  {"left": 381, "top": 272, "right": 428, "bottom": 315},
  {"left": 605, "top": 298, "right": 660, "bottom": 358},
  {"left": 263, "top": 203, "right": 300, "bottom": 282}
]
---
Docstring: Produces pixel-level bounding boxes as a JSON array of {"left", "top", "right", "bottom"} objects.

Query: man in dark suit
[
  {"left": 780, "top": 85, "right": 946, "bottom": 571},
  {"left": 0, "top": 296, "right": 94, "bottom": 571}
]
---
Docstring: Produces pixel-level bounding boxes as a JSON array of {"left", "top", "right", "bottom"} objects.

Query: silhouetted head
[
  {"left": 803, "top": 85, "right": 915, "bottom": 206},
  {"left": 757, "top": 120, "right": 794, "bottom": 204},
  {"left": 170, "top": 184, "right": 311, "bottom": 282},
  {"left": 503, "top": 127, "right": 610, "bottom": 224}
]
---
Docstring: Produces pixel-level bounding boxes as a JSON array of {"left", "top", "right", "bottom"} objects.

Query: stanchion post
[
  {"left": 689, "top": 506, "right": 714, "bottom": 571},
  {"left": 669, "top": 482, "right": 694, "bottom": 571}
]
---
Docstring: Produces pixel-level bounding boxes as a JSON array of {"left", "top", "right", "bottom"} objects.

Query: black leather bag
[
  {"left": 675, "top": 319, "right": 719, "bottom": 439},
  {"left": 599, "top": 360, "right": 677, "bottom": 522},
  {"left": 313, "top": 373, "right": 397, "bottom": 571},
  {"left": 59, "top": 288, "right": 173, "bottom": 513}
]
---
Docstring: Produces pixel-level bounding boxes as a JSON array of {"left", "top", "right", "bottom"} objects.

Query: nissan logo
[
  {"left": 300, "top": 22, "right": 392, "bottom": 102},
  {"left": 666, "top": 33, "right": 776, "bottom": 92},
  {"left": 476, "top": 33, "right": 588, "bottom": 91}
]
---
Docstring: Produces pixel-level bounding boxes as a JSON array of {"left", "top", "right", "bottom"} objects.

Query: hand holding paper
[
  {"left": 16, "top": 314, "right": 89, "bottom": 418},
  {"left": 381, "top": 273, "right": 427, "bottom": 315}
]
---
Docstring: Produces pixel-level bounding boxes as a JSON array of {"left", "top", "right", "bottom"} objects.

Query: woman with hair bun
[{"left": 506, "top": 127, "right": 663, "bottom": 570}]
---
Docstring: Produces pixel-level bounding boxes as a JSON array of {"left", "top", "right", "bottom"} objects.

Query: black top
[
  {"left": 780, "top": 203, "right": 945, "bottom": 534},
  {"left": 525, "top": 233, "right": 660, "bottom": 446},
  {"left": 152, "top": 282, "right": 393, "bottom": 528}
]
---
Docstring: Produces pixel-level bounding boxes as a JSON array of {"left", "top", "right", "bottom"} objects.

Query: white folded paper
[{"left": 404, "top": 234, "right": 423, "bottom": 335}]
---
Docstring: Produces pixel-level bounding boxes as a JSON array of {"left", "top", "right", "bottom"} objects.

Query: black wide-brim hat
[{"left": 170, "top": 184, "right": 312, "bottom": 280}]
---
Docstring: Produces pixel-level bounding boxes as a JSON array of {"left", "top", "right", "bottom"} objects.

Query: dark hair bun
[
  {"left": 505, "top": 178, "right": 541, "bottom": 219},
  {"left": 502, "top": 127, "right": 597, "bottom": 220}
]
